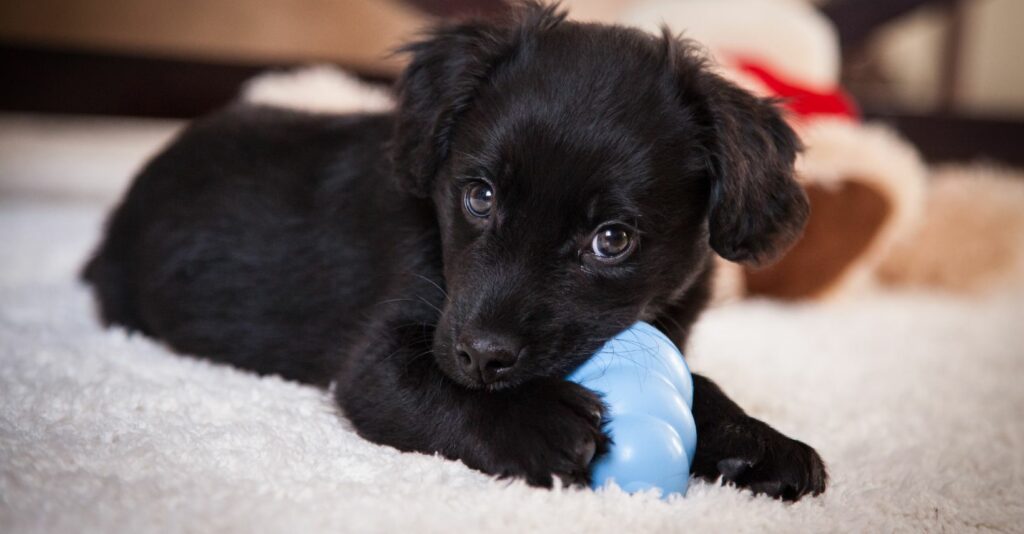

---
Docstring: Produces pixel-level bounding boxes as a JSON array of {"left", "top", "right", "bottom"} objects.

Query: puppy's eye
[
  {"left": 463, "top": 182, "right": 494, "bottom": 218},
  {"left": 589, "top": 225, "right": 635, "bottom": 262}
]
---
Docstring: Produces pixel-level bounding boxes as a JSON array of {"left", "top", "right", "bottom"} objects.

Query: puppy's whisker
[
  {"left": 409, "top": 272, "right": 450, "bottom": 300},
  {"left": 400, "top": 349, "right": 435, "bottom": 371},
  {"left": 374, "top": 298, "right": 420, "bottom": 307},
  {"left": 416, "top": 296, "right": 444, "bottom": 315}
]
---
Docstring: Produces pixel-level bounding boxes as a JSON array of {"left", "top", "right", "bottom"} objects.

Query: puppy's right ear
[
  {"left": 391, "top": 3, "right": 567, "bottom": 197},
  {"left": 391, "top": 22, "right": 500, "bottom": 198}
]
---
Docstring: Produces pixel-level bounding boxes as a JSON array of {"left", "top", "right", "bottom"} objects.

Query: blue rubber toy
[{"left": 567, "top": 321, "right": 697, "bottom": 498}]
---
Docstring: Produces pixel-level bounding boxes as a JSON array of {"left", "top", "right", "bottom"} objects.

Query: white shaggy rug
[{"left": 2, "top": 113, "right": 1023, "bottom": 533}]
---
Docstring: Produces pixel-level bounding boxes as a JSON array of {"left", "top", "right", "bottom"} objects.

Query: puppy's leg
[
  {"left": 690, "top": 374, "right": 827, "bottom": 500},
  {"left": 335, "top": 315, "right": 609, "bottom": 487},
  {"left": 654, "top": 270, "right": 825, "bottom": 500}
]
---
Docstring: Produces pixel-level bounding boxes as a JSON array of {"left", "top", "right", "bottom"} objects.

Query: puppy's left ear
[{"left": 671, "top": 39, "right": 809, "bottom": 266}]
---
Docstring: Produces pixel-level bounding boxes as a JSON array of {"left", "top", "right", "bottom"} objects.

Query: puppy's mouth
[{"left": 459, "top": 373, "right": 521, "bottom": 392}]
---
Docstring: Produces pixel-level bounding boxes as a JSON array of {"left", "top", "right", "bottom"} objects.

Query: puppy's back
[{"left": 83, "top": 104, "right": 397, "bottom": 382}]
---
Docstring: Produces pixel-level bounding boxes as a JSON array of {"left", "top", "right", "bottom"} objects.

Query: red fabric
[{"left": 734, "top": 58, "right": 859, "bottom": 121}]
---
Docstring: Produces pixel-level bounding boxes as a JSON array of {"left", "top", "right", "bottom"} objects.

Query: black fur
[{"left": 83, "top": 3, "right": 825, "bottom": 500}]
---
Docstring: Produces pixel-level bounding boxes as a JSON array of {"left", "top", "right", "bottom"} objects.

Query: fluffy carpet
[{"left": 1, "top": 114, "right": 1023, "bottom": 533}]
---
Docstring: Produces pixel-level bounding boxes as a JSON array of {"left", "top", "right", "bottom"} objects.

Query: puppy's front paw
[
  {"left": 694, "top": 417, "right": 827, "bottom": 501},
  {"left": 475, "top": 380, "right": 609, "bottom": 488}
]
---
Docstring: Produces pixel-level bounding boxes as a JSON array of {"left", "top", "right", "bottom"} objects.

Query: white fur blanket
[{"left": 1, "top": 113, "right": 1022, "bottom": 533}]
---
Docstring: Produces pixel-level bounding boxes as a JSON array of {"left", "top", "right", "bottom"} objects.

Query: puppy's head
[{"left": 393, "top": 3, "right": 807, "bottom": 389}]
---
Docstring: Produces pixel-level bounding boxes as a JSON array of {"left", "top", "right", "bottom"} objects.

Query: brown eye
[
  {"left": 464, "top": 182, "right": 494, "bottom": 218},
  {"left": 591, "top": 225, "right": 633, "bottom": 260}
]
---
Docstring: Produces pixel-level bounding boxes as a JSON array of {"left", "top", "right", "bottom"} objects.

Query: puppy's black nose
[{"left": 456, "top": 331, "right": 522, "bottom": 384}]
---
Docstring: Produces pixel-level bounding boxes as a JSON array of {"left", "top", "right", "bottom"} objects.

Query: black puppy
[{"left": 83, "top": 3, "right": 826, "bottom": 500}]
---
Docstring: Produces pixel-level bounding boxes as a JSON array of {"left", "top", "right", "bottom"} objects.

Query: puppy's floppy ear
[
  {"left": 392, "top": 2, "right": 567, "bottom": 197},
  {"left": 669, "top": 36, "right": 809, "bottom": 266}
]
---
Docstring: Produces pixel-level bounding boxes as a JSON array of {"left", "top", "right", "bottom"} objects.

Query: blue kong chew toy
[{"left": 568, "top": 322, "right": 697, "bottom": 497}]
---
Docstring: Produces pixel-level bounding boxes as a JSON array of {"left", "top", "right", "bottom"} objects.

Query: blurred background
[
  {"left": 1, "top": 0, "right": 1023, "bottom": 299},
  {"left": 1, "top": 0, "right": 1022, "bottom": 166}
]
